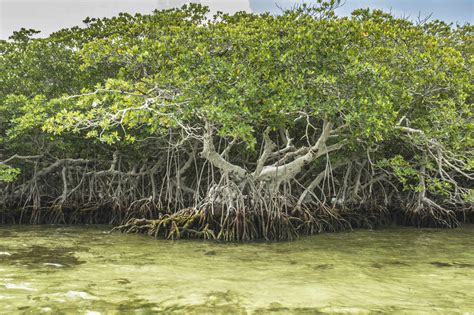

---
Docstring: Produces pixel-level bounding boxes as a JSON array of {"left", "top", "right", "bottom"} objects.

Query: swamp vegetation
[{"left": 0, "top": 2, "right": 473, "bottom": 240}]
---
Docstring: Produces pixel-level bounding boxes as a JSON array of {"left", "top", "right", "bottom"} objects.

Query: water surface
[{"left": 1, "top": 225, "right": 473, "bottom": 314}]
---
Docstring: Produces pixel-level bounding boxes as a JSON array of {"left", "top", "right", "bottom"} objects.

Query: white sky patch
[
  {"left": 0, "top": 0, "right": 251, "bottom": 39},
  {"left": 0, "top": 0, "right": 472, "bottom": 39}
]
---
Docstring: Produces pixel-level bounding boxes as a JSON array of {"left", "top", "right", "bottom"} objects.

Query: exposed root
[
  {"left": 111, "top": 201, "right": 370, "bottom": 241},
  {"left": 404, "top": 198, "right": 460, "bottom": 228}
]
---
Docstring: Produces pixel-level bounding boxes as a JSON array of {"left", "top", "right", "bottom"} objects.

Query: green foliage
[
  {"left": 378, "top": 155, "right": 421, "bottom": 191},
  {"left": 0, "top": 164, "right": 21, "bottom": 182},
  {"left": 3, "top": 4, "right": 470, "bottom": 145}
]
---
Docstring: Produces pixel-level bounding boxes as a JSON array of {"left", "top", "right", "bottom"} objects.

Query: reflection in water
[
  {"left": 2, "top": 245, "right": 86, "bottom": 268},
  {"left": 0, "top": 225, "right": 473, "bottom": 313}
]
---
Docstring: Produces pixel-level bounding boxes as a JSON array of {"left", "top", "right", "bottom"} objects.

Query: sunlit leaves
[{"left": 0, "top": 164, "right": 21, "bottom": 183}]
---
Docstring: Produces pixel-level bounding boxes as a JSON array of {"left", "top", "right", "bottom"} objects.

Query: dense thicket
[{"left": 0, "top": 2, "right": 472, "bottom": 240}]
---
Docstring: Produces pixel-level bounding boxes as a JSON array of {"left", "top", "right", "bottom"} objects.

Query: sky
[{"left": 1, "top": 0, "right": 473, "bottom": 39}]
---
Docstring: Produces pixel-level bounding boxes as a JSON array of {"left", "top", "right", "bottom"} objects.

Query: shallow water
[{"left": 0, "top": 225, "right": 473, "bottom": 314}]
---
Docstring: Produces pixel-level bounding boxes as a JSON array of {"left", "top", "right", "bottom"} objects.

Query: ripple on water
[
  {"left": 3, "top": 283, "right": 36, "bottom": 291},
  {"left": 64, "top": 291, "right": 97, "bottom": 300},
  {"left": 430, "top": 261, "right": 474, "bottom": 268}
]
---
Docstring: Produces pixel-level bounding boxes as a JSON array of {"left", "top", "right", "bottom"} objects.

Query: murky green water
[{"left": 0, "top": 225, "right": 473, "bottom": 314}]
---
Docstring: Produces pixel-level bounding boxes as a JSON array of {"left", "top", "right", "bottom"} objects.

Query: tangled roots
[
  {"left": 111, "top": 203, "right": 362, "bottom": 241},
  {"left": 404, "top": 199, "right": 460, "bottom": 228}
]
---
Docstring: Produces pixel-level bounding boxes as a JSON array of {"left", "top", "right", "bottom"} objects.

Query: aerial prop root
[
  {"left": 405, "top": 197, "right": 459, "bottom": 228},
  {"left": 111, "top": 200, "right": 356, "bottom": 241},
  {"left": 111, "top": 208, "right": 216, "bottom": 240}
]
